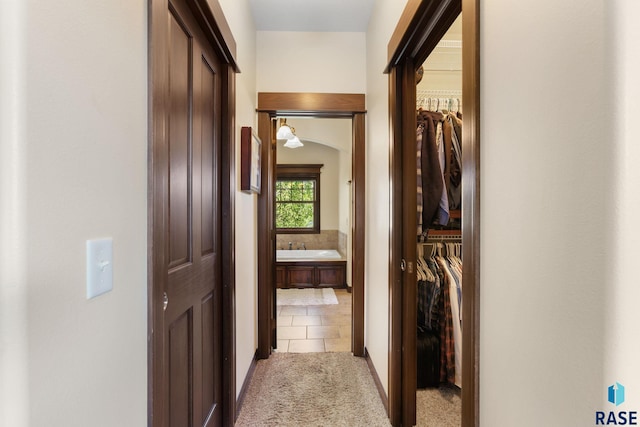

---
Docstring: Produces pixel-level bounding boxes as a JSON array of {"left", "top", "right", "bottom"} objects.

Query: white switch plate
[{"left": 86, "top": 238, "right": 113, "bottom": 299}]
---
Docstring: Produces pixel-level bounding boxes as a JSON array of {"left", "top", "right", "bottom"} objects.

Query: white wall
[
  {"left": 277, "top": 141, "right": 340, "bottom": 230},
  {"left": 1, "top": 2, "right": 28, "bottom": 425},
  {"left": 256, "top": 31, "right": 366, "bottom": 93},
  {"left": 292, "top": 118, "right": 352, "bottom": 237},
  {"left": 480, "top": 0, "right": 623, "bottom": 425},
  {"left": 418, "top": 15, "right": 462, "bottom": 95},
  {"left": 338, "top": 146, "right": 352, "bottom": 237},
  {"left": 365, "top": 0, "right": 409, "bottom": 396},
  {"left": 1, "top": 0, "right": 148, "bottom": 425},
  {"left": 217, "top": 0, "right": 259, "bottom": 399},
  {"left": 608, "top": 0, "right": 640, "bottom": 415},
  {"left": 339, "top": 146, "right": 352, "bottom": 285},
  {"left": 289, "top": 118, "right": 352, "bottom": 152}
]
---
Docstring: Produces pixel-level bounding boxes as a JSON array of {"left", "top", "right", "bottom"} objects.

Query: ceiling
[{"left": 248, "top": 0, "right": 377, "bottom": 32}]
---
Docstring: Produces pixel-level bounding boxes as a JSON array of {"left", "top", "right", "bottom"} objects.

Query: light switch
[{"left": 86, "top": 238, "right": 113, "bottom": 299}]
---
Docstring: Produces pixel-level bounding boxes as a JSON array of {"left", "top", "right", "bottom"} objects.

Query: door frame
[
  {"left": 148, "top": 0, "right": 239, "bottom": 425},
  {"left": 256, "top": 93, "right": 366, "bottom": 359},
  {"left": 386, "top": 0, "right": 480, "bottom": 426}
]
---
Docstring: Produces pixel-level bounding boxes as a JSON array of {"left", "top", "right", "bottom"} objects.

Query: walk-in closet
[
  {"left": 415, "top": 14, "right": 463, "bottom": 427},
  {"left": 388, "top": 0, "right": 479, "bottom": 425}
]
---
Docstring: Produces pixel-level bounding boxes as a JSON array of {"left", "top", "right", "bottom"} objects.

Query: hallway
[
  {"left": 235, "top": 351, "right": 390, "bottom": 426},
  {"left": 4, "top": 0, "right": 638, "bottom": 426},
  {"left": 235, "top": 289, "right": 388, "bottom": 425}
]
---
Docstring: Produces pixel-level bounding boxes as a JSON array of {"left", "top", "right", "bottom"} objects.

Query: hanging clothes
[
  {"left": 416, "top": 109, "right": 462, "bottom": 237},
  {"left": 436, "top": 255, "right": 462, "bottom": 388},
  {"left": 415, "top": 93, "right": 463, "bottom": 388},
  {"left": 417, "top": 112, "right": 443, "bottom": 231},
  {"left": 417, "top": 126, "right": 424, "bottom": 236},
  {"left": 435, "top": 120, "right": 450, "bottom": 226},
  {"left": 442, "top": 117, "right": 453, "bottom": 197},
  {"left": 417, "top": 255, "right": 440, "bottom": 332},
  {"left": 417, "top": 243, "right": 463, "bottom": 388},
  {"left": 447, "top": 113, "right": 463, "bottom": 209}
]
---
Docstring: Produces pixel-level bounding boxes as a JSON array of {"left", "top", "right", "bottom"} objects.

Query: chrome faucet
[{"left": 288, "top": 242, "right": 293, "bottom": 250}]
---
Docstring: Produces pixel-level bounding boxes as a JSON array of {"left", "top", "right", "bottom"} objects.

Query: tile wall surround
[
  {"left": 338, "top": 231, "right": 347, "bottom": 256},
  {"left": 276, "top": 230, "right": 341, "bottom": 253}
]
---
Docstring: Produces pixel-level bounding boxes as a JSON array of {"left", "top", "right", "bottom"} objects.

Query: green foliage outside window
[{"left": 276, "top": 179, "right": 316, "bottom": 229}]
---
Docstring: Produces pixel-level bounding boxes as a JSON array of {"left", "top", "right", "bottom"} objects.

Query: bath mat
[{"left": 276, "top": 288, "right": 338, "bottom": 306}]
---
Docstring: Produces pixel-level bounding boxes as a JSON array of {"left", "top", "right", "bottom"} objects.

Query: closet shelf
[{"left": 427, "top": 229, "right": 462, "bottom": 237}]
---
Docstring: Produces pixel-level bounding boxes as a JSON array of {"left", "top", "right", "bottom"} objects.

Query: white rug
[{"left": 276, "top": 288, "right": 339, "bottom": 306}]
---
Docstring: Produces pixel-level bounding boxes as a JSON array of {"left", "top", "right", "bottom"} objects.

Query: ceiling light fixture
[
  {"left": 277, "top": 118, "right": 304, "bottom": 149},
  {"left": 283, "top": 135, "right": 304, "bottom": 149}
]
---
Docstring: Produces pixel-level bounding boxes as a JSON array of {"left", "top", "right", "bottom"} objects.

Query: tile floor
[{"left": 275, "top": 288, "right": 352, "bottom": 353}]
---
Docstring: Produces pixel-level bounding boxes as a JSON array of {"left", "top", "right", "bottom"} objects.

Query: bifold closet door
[{"left": 161, "top": 0, "right": 224, "bottom": 425}]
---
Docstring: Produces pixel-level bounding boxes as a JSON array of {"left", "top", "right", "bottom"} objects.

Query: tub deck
[
  {"left": 275, "top": 250, "right": 346, "bottom": 289},
  {"left": 276, "top": 249, "right": 344, "bottom": 262}
]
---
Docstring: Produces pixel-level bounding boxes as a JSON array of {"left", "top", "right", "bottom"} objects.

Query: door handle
[
  {"left": 163, "top": 292, "right": 169, "bottom": 311},
  {"left": 400, "top": 259, "right": 414, "bottom": 274}
]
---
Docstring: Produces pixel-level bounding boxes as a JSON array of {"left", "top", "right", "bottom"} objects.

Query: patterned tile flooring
[{"left": 275, "top": 289, "right": 352, "bottom": 353}]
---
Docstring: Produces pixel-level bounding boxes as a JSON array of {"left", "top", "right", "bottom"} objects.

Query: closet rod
[
  {"left": 422, "top": 233, "right": 462, "bottom": 242},
  {"left": 423, "top": 67, "right": 462, "bottom": 72},
  {"left": 417, "top": 89, "right": 462, "bottom": 96},
  {"left": 436, "top": 39, "right": 462, "bottom": 49}
]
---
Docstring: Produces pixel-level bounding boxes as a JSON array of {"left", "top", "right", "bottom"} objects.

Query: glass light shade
[
  {"left": 276, "top": 125, "right": 294, "bottom": 140},
  {"left": 283, "top": 135, "right": 304, "bottom": 149}
]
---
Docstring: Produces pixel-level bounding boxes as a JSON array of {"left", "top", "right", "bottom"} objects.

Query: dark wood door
[{"left": 163, "top": 1, "right": 222, "bottom": 425}]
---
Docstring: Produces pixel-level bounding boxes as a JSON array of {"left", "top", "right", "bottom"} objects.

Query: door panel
[
  {"left": 400, "top": 59, "right": 418, "bottom": 427},
  {"left": 164, "top": 1, "right": 222, "bottom": 426},
  {"left": 201, "top": 293, "right": 216, "bottom": 422},
  {"left": 200, "top": 58, "right": 216, "bottom": 257},
  {"left": 169, "top": 311, "right": 192, "bottom": 426},
  {"left": 168, "top": 12, "right": 192, "bottom": 269}
]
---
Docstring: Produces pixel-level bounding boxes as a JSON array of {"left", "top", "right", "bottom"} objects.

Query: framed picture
[{"left": 241, "top": 126, "right": 261, "bottom": 194}]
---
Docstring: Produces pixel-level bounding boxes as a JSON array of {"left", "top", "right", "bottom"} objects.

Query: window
[{"left": 276, "top": 164, "right": 322, "bottom": 234}]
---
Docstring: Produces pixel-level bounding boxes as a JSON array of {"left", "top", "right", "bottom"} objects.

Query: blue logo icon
[{"left": 609, "top": 383, "right": 626, "bottom": 407}]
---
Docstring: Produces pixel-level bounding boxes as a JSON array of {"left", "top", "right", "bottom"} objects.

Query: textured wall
[
  {"left": 480, "top": 0, "right": 616, "bottom": 424},
  {"left": 1, "top": 0, "right": 148, "bottom": 425},
  {"left": 217, "top": 0, "right": 259, "bottom": 400}
]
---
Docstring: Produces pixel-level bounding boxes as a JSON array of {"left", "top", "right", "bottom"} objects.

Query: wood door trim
[
  {"left": 256, "top": 111, "right": 274, "bottom": 359},
  {"left": 190, "top": 0, "right": 239, "bottom": 71},
  {"left": 400, "top": 58, "right": 418, "bottom": 427},
  {"left": 148, "top": 0, "right": 237, "bottom": 425},
  {"left": 351, "top": 112, "right": 366, "bottom": 356},
  {"left": 148, "top": 1, "right": 169, "bottom": 424},
  {"left": 385, "top": 0, "right": 460, "bottom": 73},
  {"left": 461, "top": 0, "right": 481, "bottom": 422},
  {"left": 256, "top": 93, "right": 366, "bottom": 359},
  {"left": 387, "top": 66, "right": 403, "bottom": 426},
  {"left": 257, "top": 93, "right": 366, "bottom": 115},
  {"left": 220, "top": 62, "right": 237, "bottom": 426},
  {"left": 386, "top": 0, "right": 480, "bottom": 426},
  {"left": 385, "top": 0, "right": 421, "bottom": 71}
]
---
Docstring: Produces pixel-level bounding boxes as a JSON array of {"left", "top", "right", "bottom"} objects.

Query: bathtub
[
  {"left": 275, "top": 249, "right": 346, "bottom": 288},
  {"left": 276, "top": 249, "right": 343, "bottom": 261}
]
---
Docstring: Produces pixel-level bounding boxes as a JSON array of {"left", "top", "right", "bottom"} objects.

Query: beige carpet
[
  {"left": 416, "top": 385, "right": 461, "bottom": 426},
  {"left": 276, "top": 288, "right": 338, "bottom": 306},
  {"left": 235, "top": 352, "right": 390, "bottom": 427}
]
